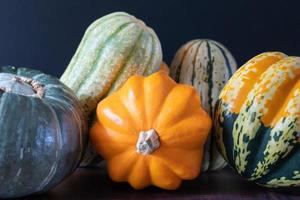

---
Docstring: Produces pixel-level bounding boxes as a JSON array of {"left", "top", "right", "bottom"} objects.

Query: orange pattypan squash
[{"left": 90, "top": 71, "right": 212, "bottom": 190}]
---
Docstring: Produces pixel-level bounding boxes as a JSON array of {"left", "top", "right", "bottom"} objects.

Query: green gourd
[{"left": 0, "top": 66, "right": 87, "bottom": 198}]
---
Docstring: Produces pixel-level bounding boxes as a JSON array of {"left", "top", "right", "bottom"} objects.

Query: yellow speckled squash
[
  {"left": 60, "top": 12, "right": 162, "bottom": 166},
  {"left": 215, "top": 52, "right": 300, "bottom": 187}
]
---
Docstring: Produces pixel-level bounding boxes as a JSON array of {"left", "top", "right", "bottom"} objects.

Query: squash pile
[{"left": 0, "top": 11, "right": 299, "bottom": 198}]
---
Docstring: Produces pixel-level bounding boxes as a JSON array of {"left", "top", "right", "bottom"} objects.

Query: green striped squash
[
  {"left": 60, "top": 12, "right": 162, "bottom": 166},
  {"left": 215, "top": 52, "right": 300, "bottom": 187},
  {"left": 170, "top": 39, "right": 237, "bottom": 171},
  {"left": 0, "top": 66, "right": 86, "bottom": 198}
]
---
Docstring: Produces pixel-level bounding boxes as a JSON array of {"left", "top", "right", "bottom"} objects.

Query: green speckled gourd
[
  {"left": 0, "top": 66, "right": 87, "bottom": 198},
  {"left": 60, "top": 12, "right": 162, "bottom": 166},
  {"left": 170, "top": 39, "right": 237, "bottom": 171},
  {"left": 60, "top": 12, "right": 162, "bottom": 117},
  {"left": 215, "top": 52, "right": 300, "bottom": 187}
]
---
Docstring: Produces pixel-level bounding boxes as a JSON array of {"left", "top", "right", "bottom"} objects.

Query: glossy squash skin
[
  {"left": 0, "top": 66, "right": 87, "bottom": 198},
  {"left": 90, "top": 71, "right": 212, "bottom": 190},
  {"left": 170, "top": 39, "right": 237, "bottom": 171},
  {"left": 215, "top": 52, "right": 300, "bottom": 187}
]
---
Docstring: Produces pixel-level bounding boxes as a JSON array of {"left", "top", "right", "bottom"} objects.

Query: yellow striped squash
[{"left": 215, "top": 52, "right": 300, "bottom": 187}]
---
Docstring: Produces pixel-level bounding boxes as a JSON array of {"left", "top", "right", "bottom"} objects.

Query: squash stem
[
  {"left": 0, "top": 75, "right": 45, "bottom": 98},
  {"left": 136, "top": 129, "right": 160, "bottom": 155}
]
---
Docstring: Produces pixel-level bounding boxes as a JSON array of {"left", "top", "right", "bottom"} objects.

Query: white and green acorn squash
[{"left": 170, "top": 39, "right": 237, "bottom": 171}]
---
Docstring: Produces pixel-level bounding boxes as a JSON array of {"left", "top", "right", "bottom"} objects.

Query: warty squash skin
[
  {"left": 90, "top": 71, "right": 212, "bottom": 190},
  {"left": 0, "top": 66, "right": 87, "bottom": 198},
  {"left": 60, "top": 12, "right": 162, "bottom": 166},
  {"left": 170, "top": 39, "right": 237, "bottom": 171},
  {"left": 215, "top": 52, "right": 300, "bottom": 187}
]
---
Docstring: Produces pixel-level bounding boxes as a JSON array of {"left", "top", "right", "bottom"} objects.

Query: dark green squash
[{"left": 0, "top": 66, "right": 87, "bottom": 198}]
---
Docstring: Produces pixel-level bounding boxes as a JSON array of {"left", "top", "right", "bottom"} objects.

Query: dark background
[{"left": 0, "top": 0, "right": 299, "bottom": 77}]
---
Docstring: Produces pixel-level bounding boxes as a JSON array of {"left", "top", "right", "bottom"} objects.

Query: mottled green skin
[
  {"left": 0, "top": 66, "right": 87, "bottom": 198},
  {"left": 215, "top": 100, "right": 300, "bottom": 188},
  {"left": 60, "top": 12, "right": 162, "bottom": 166},
  {"left": 60, "top": 12, "right": 162, "bottom": 117}
]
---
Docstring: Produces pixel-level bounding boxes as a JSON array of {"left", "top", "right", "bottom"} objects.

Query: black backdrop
[{"left": 0, "top": 0, "right": 299, "bottom": 77}]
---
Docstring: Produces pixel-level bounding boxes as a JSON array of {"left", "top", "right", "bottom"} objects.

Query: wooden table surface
[{"left": 12, "top": 167, "right": 300, "bottom": 200}]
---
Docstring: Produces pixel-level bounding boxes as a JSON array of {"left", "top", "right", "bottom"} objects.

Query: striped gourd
[
  {"left": 215, "top": 52, "right": 300, "bottom": 187},
  {"left": 60, "top": 12, "right": 162, "bottom": 118},
  {"left": 170, "top": 39, "right": 237, "bottom": 171},
  {"left": 60, "top": 12, "right": 162, "bottom": 166}
]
